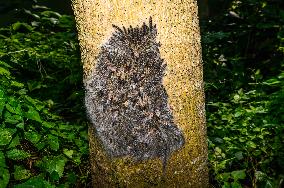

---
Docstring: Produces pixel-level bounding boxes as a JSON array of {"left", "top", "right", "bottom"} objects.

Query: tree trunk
[{"left": 72, "top": 0, "right": 208, "bottom": 187}]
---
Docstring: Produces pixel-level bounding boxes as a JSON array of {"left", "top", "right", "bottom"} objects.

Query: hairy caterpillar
[{"left": 85, "top": 17, "right": 185, "bottom": 173}]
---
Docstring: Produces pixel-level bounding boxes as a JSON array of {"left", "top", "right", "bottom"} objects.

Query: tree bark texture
[{"left": 72, "top": 0, "right": 208, "bottom": 187}]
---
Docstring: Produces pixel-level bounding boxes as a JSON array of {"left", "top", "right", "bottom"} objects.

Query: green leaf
[
  {"left": 10, "top": 81, "right": 24, "bottom": 88},
  {"left": 234, "top": 151, "right": 243, "bottom": 160},
  {"left": 40, "top": 10, "right": 62, "bottom": 18},
  {"left": 48, "top": 134, "right": 59, "bottom": 151},
  {"left": 58, "top": 15, "right": 74, "bottom": 28},
  {"left": 50, "top": 171, "right": 60, "bottom": 181},
  {"left": 231, "top": 170, "right": 246, "bottom": 180},
  {"left": 0, "top": 151, "right": 6, "bottom": 168},
  {"left": 252, "top": 149, "right": 262, "bottom": 157},
  {"left": 5, "top": 103, "right": 22, "bottom": 115},
  {"left": 231, "top": 182, "right": 242, "bottom": 188},
  {"left": 0, "top": 167, "right": 9, "bottom": 188},
  {"left": 24, "top": 106, "right": 42, "bottom": 122},
  {"left": 0, "top": 61, "right": 12, "bottom": 68},
  {"left": 12, "top": 22, "right": 33, "bottom": 32},
  {"left": 14, "top": 176, "right": 55, "bottom": 188},
  {"left": 217, "top": 172, "right": 231, "bottom": 182},
  {"left": 238, "top": 137, "right": 246, "bottom": 142},
  {"left": 27, "top": 81, "right": 47, "bottom": 92},
  {"left": 67, "top": 172, "right": 77, "bottom": 185},
  {"left": 222, "top": 182, "right": 231, "bottom": 188},
  {"left": 14, "top": 166, "right": 31, "bottom": 180},
  {"left": 255, "top": 171, "right": 266, "bottom": 181},
  {"left": 0, "top": 89, "right": 6, "bottom": 116},
  {"left": 234, "top": 111, "right": 242, "bottom": 117},
  {"left": 0, "top": 67, "right": 10, "bottom": 76},
  {"left": 42, "top": 121, "right": 55, "bottom": 128},
  {"left": 8, "top": 135, "right": 20, "bottom": 149},
  {"left": 0, "top": 128, "right": 13, "bottom": 146},
  {"left": 246, "top": 141, "right": 257, "bottom": 149},
  {"left": 264, "top": 179, "right": 275, "bottom": 188},
  {"left": 4, "top": 114, "right": 22, "bottom": 124},
  {"left": 37, "top": 156, "right": 66, "bottom": 178},
  {"left": 25, "top": 131, "right": 41, "bottom": 144},
  {"left": 34, "top": 141, "right": 46, "bottom": 150},
  {"left": 63, "top": 149, "right": 74, "bottom": 158},
  {"left": 6, "top": 149, "right": 30, "bottom": 160},
  {"left": 16, "top": 122, "right": 25, "bottom": 129}
]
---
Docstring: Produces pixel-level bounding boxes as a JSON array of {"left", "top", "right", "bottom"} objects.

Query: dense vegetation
[
  {"left": 0, "top": 0, "right": 283, "bottom": 187},
  {"left": 0, "top": 7, "right": 89, "bottom": 187},
  {"left": 202, "top": 1, "right": 284, "bottom": 187}
]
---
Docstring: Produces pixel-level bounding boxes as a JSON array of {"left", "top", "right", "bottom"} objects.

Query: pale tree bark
[{"left": 72, "top": 0, "right": 208, "bottom": 187}]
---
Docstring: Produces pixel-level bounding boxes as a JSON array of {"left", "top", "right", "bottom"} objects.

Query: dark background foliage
[{"left": 0, "top": 0, "right": 283, "bottom": 187}]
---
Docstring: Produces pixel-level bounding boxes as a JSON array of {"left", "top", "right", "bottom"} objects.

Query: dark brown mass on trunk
[{"left": 85, "top": 17, "right": 185, "bottom": 171}]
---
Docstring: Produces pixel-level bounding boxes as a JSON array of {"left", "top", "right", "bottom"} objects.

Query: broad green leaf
[
  {"left": 13, "top": 176, "right": 55, "bottom": 188},
  {"left": 40, "top": 10, "right": 61, "bottom": 18},
  {"left": 0, "top": 151, "right": 6, "bottom": 168},
  {"left": 6, "top": 104, "right": 16, "bottom": 114},
  {"left": 63, "top": 149, "right": 74, "bottom": 158},
  {"left": 34, "top": 141, "right": 46, "bottom": 150},
  {"left": 4, "top": 111, "right": 22, "bottom": 124},
  {"left": 58, "top": 15, "right": 74, "bottom": 28},
  {"left": 67, "top": 172, "right": 77, "bottom": 185},
  {"left": 37, "top": 156, "right": 66, "bottom": 178},
  {"left": 5, "top": 103, "right": 22, "bottom": 115},
  {"left": 0, "top": 128, "right": 13, "bottom": 146},
  {"left": 48, "top": 134, "right": 59, "bottom": 151},
  {"left": 25, "top": 131, "right": 41, "bottom": 144},
  {"left": 10, "top": 81, "right": 24, "bottom": 88},
  {"left": 42, "top": 121, "right": 55, "bottom": 128},
  {"left": 217, "top": 160, "right": 229, "bottom": 171},
  {"left": 217, "top": 172, "right": 230, "bottom": 182},
  {"left": 255, "top": 171, "right": 266, "bottom": 181},
  {"left": 0, "top": 89, "right": 6, "bottom": 116},
  {"left": 215, "top": 147, "right": 222, "bottom": 154},
  {"left": 0, "top": 67, "right": 10, "bottom": 76},
  {"left": 252, "top": 150, "right": 262, "bottom": 157},
  {"left": 231, "top": 170, "right": 246, "bottom": 180},
  {"left": 58, "top": 124, "right": 73, "bottom": 130},
  {"left": 234, "top": 151, "right": 243, "bottom": 160},
  {"left": 222, "top": 182, "right": 230, "bottom": 188},
  {"left": 6, "top": 149, "right": 31, "bottom": 160},
  {"left": 234, "top": 111, "right": 242, "bottom": 117},
  {"left": 246, "top": 141, "right": 257, "bottom": 149},
  {"left": 0, "top": 167, "right": 9, "bottom": 188},
  {"left": 80, "top": 131, "right": 88, "bottom": 140},
  {"left": 50, "top": 171, "right": 60, "bottom": 181},
  {"left": 14, "top": 166, "right": 31, "bottom": 180},
  {"left": 27, "top": 81, "right": 47, "bottom": 93},
  {"left": 231, "top": 182, "right": 242, "bottom": 188},
  {"left": 8, "top": 135, "right": 20, "bottom": 149},
  {"left": 264, "top": 180, "right": 275, "bottom": 188},
  {"left": 12, "top": 22, "right": 33, "bottom": 31},
  {"left": 238, "top": 137, "right": 246, "bottom": 142},
  {"left": 233, "top": 94, "right": 240, "bottom": 101},
  {"left": 17, "top": 89, "right": 27, "bottom": 95},
  {"left": 24, "top": 96, "right": 38, "bottom": 107},
  {"left": 16, "top": 122, "right": 25, "bottom": 129},
  {"left": 0, "top": 61, "right": 12, "bottom": 68},
  {"left": 24, "top": 106, "right": 42, "bottom": 122},
  {"left": 4, "top": 114, "right": 22, "bottom": 124}
]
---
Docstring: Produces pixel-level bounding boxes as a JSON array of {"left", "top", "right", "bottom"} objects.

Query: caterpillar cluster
[{"left": 85, "top": 17, "right": 185, "bottom": 172}]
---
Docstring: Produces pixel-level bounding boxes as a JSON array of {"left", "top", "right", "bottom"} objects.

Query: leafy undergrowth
[
  {"left": 207, "top": 77, "right": 284, "bottom": 188},
  {"left": 202, "top": 0, "right": 284, "bottom": 187},
  {"left": 0, "top": 6, "right": 90, "bottom": 188}
]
